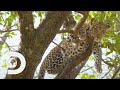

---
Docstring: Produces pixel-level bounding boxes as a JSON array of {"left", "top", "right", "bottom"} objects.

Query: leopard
[
  {"left": 37, "top": 20, "right": 111, "bottom": 79},
  {"left": 66, "top": 21, "right": 110, "bottom": 73}
]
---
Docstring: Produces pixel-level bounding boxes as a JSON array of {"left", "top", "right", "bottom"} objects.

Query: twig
[
  {"left": 80, "top": 66, "right": 94, "bottom": 73},
  {"left": 58, "top": 30, "right": 74, "bottom": 34},
  {"left": 101, "top": 68, "right": 113, "bottom": 79},
  {"left": 0, "top": 37, "right": 18, "bottom": 52},
  {"left": 1, "top": 37, "right": 11, "bottom": 51},
  {"left": 111, "top": 64, "right": 120, "bottom": 79},
  {"left": 52, "top": 41, "right": 65, "bottom": 52},
  {"left": 0, "top": 29, "right": 19, "bottom": 33},
  {"left": 102, "top": 59, "right": 114, "bottom": 67}
]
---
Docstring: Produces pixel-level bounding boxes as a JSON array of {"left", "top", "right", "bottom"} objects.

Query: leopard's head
[{"left": 92, "top": 22, "right": 111, "bottom": 42}]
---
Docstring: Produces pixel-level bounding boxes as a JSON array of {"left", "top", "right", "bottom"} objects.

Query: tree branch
[
  {"left": 52, "top": 41, "right": 65, "bottom": 52},
  {"left": 0, "top": 29, "right": 19, "bottom": 33},
  {"left": 62, "top": 12, "right": 76, "bottom": 30},
  {"left": 74, "top": 11, "right": 90, "bottom": 36},
  {"left": 66, "top": 59, "right": 88, "bottom": 79},
  {"left": 102, "top": 59, "right": 114, "bottom": 67},
  {"left": 58, "top": 30, "right": 74, "bottom": 34},
  {"left": 80, "top": 66, "right": 93, "bottom": 73},
  {"left": 35, "top": 11, "right": 71, "bottom": 61},
  {"left": 111, "top": 64, "right": 120, "bottom": 79},
  {"left": 101, "top": 68, "right": 113, "bottom": 79}
]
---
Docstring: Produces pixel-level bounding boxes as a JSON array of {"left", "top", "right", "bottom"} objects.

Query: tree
[{"left": 0, "top": 11, "right": 120, "bottom": 79}]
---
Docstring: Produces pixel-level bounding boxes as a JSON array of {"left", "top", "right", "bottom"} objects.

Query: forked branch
[
  {"left": 74, "top": 11, "right": 90, "bottom": 36},
  {"left": 58, "top": 11, "right": 90, "bottom": 35}
]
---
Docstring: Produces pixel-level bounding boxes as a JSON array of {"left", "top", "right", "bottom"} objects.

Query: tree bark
[
  {"left": 11, "top": 11, "right": 70, "bottom": 79},
  {"left": 65, "top": 59, "right": 88, "bottom": 79}
]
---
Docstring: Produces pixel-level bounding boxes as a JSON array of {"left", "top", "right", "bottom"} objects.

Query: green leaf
[
  {"left": 10, "top": 32, "right": 16, "bottom": 36},
  {"left": 4, "top": 32, "right": 10, "bottom": 37},
  {"left": 108, "top": 65, "right": 113, "bottom": 70},
  {"left": 38, "top": 11, "right": 42, "bottom": 18},
  {"left": 75, "top": 15, "right": 80, "bottom": 22},
  {"left": 3, "top": 61, "right": 7, "bottom": 68},
  {"left": 106, "top": 51, "right": 112, "bottom": 55},
  {"left": 4, "top": 44, "right": 8, "bottom": 49},
  {"left": 89, "top": 56, "right": 94, "bottom": 61},
  {"left": 81, "top": 73, "right": 96, "bottom": 79},
  {"left": 0, "top": 45, "right": 2, "bottom": 50}
]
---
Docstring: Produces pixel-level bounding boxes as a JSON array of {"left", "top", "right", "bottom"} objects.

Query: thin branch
[
  {"left": 101, "top": 68, "right": 113, "bottom": 79},
  {"left": 58, "top": 30, "right": 74, "bottom": 34},
  {"left": 80, "top": 66, "right": 94, "bottom": 73},
  {"left": 1, "top": 37, "right": 10, "bottom": 51},
  {"left": 0, "top": 29, "right": 19, "bottom": 33},
  {"left": 0, "top": 36, "right": 19, "bottom": 52},
  {"left": 111, "top": 64, "right": 120, "bottom": 79},
  {"left": 102, "top": 59, "right": 114, "bottom": 67},
  {"left": 52, "top": 41, "right": 65, "bottom": 52}
]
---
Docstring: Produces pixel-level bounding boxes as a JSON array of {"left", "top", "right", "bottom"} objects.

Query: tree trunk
[{"left": 11, "top": 11, "right": 70, "bottom": 79}]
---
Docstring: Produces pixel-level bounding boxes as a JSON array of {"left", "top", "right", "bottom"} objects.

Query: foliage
[
  {"left": 0, "top": 11, "right": 19, "bottom": 78},
  {"left": 80, "top": 73, "right": 96, "bottom": 79}
]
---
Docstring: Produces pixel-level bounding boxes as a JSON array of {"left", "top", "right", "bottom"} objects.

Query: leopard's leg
[{"left": 92, "top": 42, "right": 102, "bottom": 73}]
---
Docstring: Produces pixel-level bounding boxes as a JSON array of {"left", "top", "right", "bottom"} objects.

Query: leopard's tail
[{"left": 95, "top": 59, "right": 102, "bottom": 73}]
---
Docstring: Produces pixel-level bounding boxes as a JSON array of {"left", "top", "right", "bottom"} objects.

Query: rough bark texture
[
  {"left": 11, "top": 11, "right": 70, "bottom": 79},
  {"left": 65, "top": 59, "right": 88, "bottom": 79}
]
